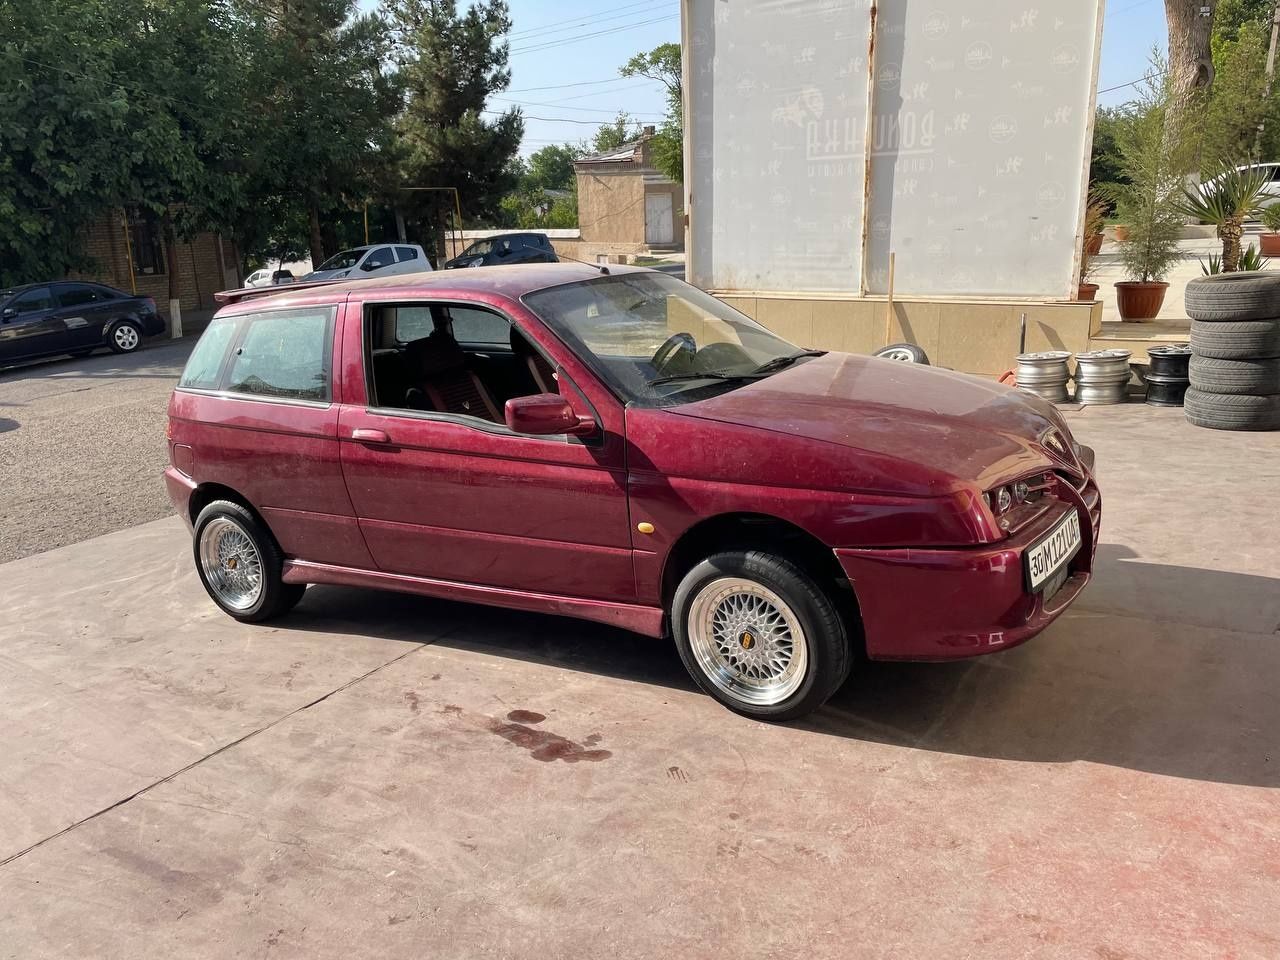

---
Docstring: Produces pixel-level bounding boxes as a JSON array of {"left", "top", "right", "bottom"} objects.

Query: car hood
[
  {"left": 674, "top": 352, "right": 1075, "bottom": 490},
  {"left": 302, "top": 269, "right": 349, "bottom": 281}
]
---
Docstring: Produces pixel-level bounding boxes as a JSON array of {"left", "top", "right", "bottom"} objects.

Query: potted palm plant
[
  {"left": 1259, "top": 204, "right": 1280, "bottom": 256},
  {"left": 1176, "top": 162, "right": 1270, "bottom": 272},
  {"left": 1107, "top": 65, "right": 1192, "bottom": 321},
  {"left": 1078, "top": 192, "right": 1107, "bottom": 301}
]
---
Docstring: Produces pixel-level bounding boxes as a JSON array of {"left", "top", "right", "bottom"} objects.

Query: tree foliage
[
  {"left": 585, "top": 112, "right": 644, "bottom": 155},
  {"left": 620, "top": 42, "right": 682, "bottom": 182},
  {"left": 388, "top": 0, "right": 523, "bottom": 257}
]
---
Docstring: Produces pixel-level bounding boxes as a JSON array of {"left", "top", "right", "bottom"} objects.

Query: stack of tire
[{"left": 1183, "top": 271, "right": 1280, "bottom": 431}]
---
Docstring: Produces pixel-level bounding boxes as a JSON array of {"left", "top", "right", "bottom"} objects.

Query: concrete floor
[{"left": 1, "top": 404, "right": 1278, "bottom": 958}]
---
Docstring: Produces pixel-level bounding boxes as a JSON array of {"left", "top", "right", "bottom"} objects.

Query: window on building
[{"left": 128, "top": 208, "right": 166, "bottom": 275}]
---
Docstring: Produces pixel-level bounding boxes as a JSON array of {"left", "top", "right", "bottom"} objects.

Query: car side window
[
  {"left": 178, "top": 316, "right": 239, "bottom": 390},
  {"left": 361, "top": 247, "right": 393, "bottom": 272},
  {"left": 10, "top": 287, "right": 53, "bottom": 314},
  {"left": 394, "top": 306, "right": 435, "bottom": 342},
  {"left": 224, "top": 308, "right": 334, "bottom": 402},
  {"left": 57, "top": 284, "right": 102, "bottom": 308},
  {"left": 448, "top": 306, "right": 511, "bottom": 347},
  {"left": 395, "top": 246, "right": 418, "bottom": 262}
]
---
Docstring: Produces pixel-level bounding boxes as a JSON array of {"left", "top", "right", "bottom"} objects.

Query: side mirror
[{"left": 505, "top": 393, "right": 596, "bottom": 436}]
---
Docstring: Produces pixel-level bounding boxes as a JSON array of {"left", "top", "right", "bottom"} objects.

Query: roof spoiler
[{"left": 213, "top": 278, "right": 345, "bottom": 305}]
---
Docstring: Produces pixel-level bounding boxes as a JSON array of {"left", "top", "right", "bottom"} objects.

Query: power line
[
  {"left": 510, "top": 14, "right": 676, "bottom": 56},
  {"left": 506, "top": 76, "right": 651, "bottom": 93},
  {"left": 507, "top": 1, "right": 671, "bottom": 42},
  {"left": 1097, "top": 68, "right": 1167, "bottom": 95},
  {"left": 490, "top": 95, "right": 664, "bottom": 117},
  {"left": 1106, "top": 0, "right": 1159, "bottom": 19},
  {"left": 486, "top": 110, "right": 635, "bottom": 126},
  {"left": 16, "top": 56, "right": 210, "bottom": 113}
]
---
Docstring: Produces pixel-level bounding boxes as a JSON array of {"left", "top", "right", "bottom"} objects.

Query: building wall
[
  {"left": 575, "top": 169, "right": 647, "bottom": 244},
  {"left": 74, "top": 214, "right": 238, "bottom": 320},
  {"left": 722, "top": 295, "right": 1102, "bottom": 377}
]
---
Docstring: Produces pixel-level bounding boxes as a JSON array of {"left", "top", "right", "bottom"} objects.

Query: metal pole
[
  {"left": 120, "top": 209, "right": 137, "bottom": 295},
  {"left": 364, "top": 202, "right": 370, "bottom": 245},
  {"left": 1255, "top": 0, "right": 1280, "bottom": 155}
]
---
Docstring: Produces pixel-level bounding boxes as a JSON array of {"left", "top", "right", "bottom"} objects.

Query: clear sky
[{"left": 372, "top": 1, "right": 1168, "bottom": 152}]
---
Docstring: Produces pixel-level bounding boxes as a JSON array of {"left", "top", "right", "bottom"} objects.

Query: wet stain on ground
[{"left": 505, "top": 709, "right": 546, "bottom": 724}]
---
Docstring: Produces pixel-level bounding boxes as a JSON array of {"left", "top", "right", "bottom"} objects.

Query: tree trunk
[
  {"left": 162, "top": 211, "right": 181, "bottom": 303},
  {"left": 1221, "top": 217, "right": 1244, "bottom": 271},
  {"left": 308, "top": 205, "right": 325, "bottom": 266},
  {"left": 1165, "top": 0, "right": 1218, "bottom": 164}
]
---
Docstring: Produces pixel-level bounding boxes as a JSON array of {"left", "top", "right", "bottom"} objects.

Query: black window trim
[
  {"left": 360, "top": 297, "right": 600, "bottom": 444},
  {"left": 175, "top": 304, "right": 337, "bottom": 407}
]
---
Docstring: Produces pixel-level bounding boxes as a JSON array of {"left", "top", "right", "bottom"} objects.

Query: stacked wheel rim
[
  {"left": 1183, "top": 273, "right": 1280, "bottom": 431},
  {"left": 1072, "top": 349, "right": 1132, "bottom": 404},
  {"left": 1144, "top": 344, "right": 1191, "bottom": 407},
  {"left": 1015, "top": 351, "right": 1072, "bottom": 403}
]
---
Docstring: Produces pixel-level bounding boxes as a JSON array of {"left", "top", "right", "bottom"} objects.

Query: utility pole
[{"left": 1255, "top": 0, "right": 1280, "bottom": 155}]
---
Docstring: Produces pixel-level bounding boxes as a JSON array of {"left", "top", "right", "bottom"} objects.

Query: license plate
[{"left": 1026, "top": 511, "right": 1082, "bottom": 592}]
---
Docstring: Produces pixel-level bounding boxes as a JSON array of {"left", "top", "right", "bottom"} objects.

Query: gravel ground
[{"left": 0, "top": 340, "right": 195, "bottom": 563}]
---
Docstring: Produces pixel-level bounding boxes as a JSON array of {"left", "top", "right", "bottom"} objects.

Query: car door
[
  {"left": 357, "top": 246, "right": 395, "bottom": 278},
  {"left": 336, "top": 296, "right": 635, "bottom": 602},
  {"left": 394, "top": 246, "right": 427, "bottom": 275},
  {"left": 53, "top": 283, "right": 118, "bottom": 348},
  {"left": 0, "top": 286, "right": 66, "bottom": 362}
]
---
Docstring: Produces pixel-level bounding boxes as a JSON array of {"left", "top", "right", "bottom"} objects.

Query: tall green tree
[
  {"left": 389, "top": 0, "right": 522, "bottom": 258},
  {"left": 620, "top": 42, "right": 682, "bottom": 182},
  {"left": 524, "top": 143, "right": 578, "bottom": 192},
  {"left": 585, "top": 112, "right": 642, "bottom": 154}
]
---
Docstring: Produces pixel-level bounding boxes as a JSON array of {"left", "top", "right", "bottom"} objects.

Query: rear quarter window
[
  {"left": 224, "top": 308, "right": 334, "bottom": 402},
  {"left": 178, "top": 317, "right": 238, "bottom": 390}
]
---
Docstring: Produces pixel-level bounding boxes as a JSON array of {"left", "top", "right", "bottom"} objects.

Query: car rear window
[
  {"left": 224, "top": 308, "right": 334, "bottom": 402},
  {"left": 178, "top": 317, "right": 238, "bottom": 390}
]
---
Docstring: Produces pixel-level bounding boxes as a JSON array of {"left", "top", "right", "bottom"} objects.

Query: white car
[
  {"left": 244, "top": 268, "right": 296, "bottom": 288},
  {"left": 303, "top": 244, "right": 432, "bottom": 281}
]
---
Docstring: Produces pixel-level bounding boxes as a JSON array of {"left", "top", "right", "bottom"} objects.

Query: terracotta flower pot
[
  {"left": 1084, "top": 233, "right": 1104, "bottom": 255},
  {"left": 1113, "top": 225, "right": 1131, "bottom": 242},
  {"left": 1114, "top": 281, "right": 1169, "bottom": 321},
  {"left": 1259, "top": 232, "right": 1280, "bottom": 256},
  {"left": 1077, "top": 282, "right": 1099, "bottom": 302}
]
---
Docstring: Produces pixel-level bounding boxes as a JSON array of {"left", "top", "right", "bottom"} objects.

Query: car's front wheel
[
  {"left": 107, "top": 319, "right": 143, "bottom": 354},
  {"left": 673, "top": 551, "right": 852, "bottom": 721},
  {"left": 193, "top": 500, "right": 305, "bottom": 622}
]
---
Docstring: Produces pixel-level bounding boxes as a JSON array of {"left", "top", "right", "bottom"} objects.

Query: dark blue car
[{"left": 0, "top": 281, "right": 164, "bottom": 365}]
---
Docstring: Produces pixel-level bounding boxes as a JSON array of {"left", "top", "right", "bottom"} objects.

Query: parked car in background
[
  {"left": 245, "top": 268, "right": 296, "bottom": 288},
  {"left": 170, "top": 264, "right": 1100, "bottom": 722},
  {"left": 0, "top": 281, "right": 163, "bottom": 365},
  {"left": 303, "top": 244, "right": 431, "bottom": 281},
  {"left": 443, "top": 232, "right": 558, "bottom": 269}
]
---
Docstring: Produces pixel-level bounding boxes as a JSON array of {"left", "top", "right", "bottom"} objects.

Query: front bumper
[{"left": 837, "top": 469, "right": 1100, "bottom": 660}]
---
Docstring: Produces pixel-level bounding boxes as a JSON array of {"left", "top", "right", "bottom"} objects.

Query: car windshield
[
  {"left": 523, "top": 272, "right": 813, "bottom": 406},
  {"left": 462, "top": 239, "right": 494, "bottom": 257},
  {"left": 316, "top": 249, "right": 366, "bottom": 271}
]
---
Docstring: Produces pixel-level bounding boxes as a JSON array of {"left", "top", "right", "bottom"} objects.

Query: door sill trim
[{"left": 282, "top": 559, "right": 665, "bottom": 638}]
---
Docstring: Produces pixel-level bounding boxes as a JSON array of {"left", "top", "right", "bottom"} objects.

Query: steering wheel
[{"left": 651, "top": 332, "right": 697, "bottom": 373}]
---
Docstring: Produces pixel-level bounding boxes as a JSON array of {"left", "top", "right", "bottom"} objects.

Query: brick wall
[{"left": 73, "top": 213, "right": 239, "bottom": 320}]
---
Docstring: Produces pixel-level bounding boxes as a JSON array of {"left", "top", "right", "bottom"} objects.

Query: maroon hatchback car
[{"left": 166, "top": 264, "right": 1099, "bottom": 720}]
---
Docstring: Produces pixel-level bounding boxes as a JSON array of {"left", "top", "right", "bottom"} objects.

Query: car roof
[{"left": 214, "top": 262, "right": 651, "bottom": 313}]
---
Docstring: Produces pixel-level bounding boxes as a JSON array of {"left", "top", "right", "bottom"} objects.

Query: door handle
[{"left": 351, "top": 428, "right": 390, "bottom": 444}]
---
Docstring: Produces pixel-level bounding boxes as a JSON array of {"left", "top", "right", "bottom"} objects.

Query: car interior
[{"left": 366, "top": 304, "right": 559, "bottom": 423}]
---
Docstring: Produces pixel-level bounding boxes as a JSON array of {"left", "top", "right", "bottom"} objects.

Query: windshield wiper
[
  {"left": 749, "top": 350, "right": 827, "bottom": 376},
  {"left": 646, "top": 371, "right": 766, "bottom": 387}
]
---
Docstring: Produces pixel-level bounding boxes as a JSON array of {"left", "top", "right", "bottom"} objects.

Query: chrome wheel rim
[
  {"left": 687, "top": 577, "right": 808, "bottom": 706},
  {"left": 880, "top": 348, "right": 916, "bottom": 362},
  {"left": 114, "top": 324, "right": 139, "bottom": 350},
  {"left": 198, "top": 517, "right": 263, "bottom": 611}
]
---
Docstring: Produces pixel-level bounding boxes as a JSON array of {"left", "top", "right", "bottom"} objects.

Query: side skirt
[{"left": 282, "top": 559, "right": 667, "bottom": 638}]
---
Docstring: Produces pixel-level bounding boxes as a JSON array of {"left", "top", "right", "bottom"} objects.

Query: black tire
[
  {"left": 1184, "top": 388, "right": 1280, "bottom": 431},
  {"left": 1189, "top": 319, "right": 1280, "bottom": 359},
  {"left": 874, "top": 342, "right": 931, "bottom": 364},
  {"left": 106, "top": 319, "right": 144, "bottom": 354},
  {"left": 192, "top": 500, "right": 306, "bottom": 622},
  {"left": 1184, "top": 272, "right": 1280, "bottom": 321},
  {"left": 1188, "top": 356, "right": 1280, "bottom": 395},
  {"left": 672, "top": 551, "right": 852, "bottom": 722}
]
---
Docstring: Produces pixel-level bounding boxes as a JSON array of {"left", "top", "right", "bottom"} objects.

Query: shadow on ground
[{"left": 280, "top": 548, "right": 1280, "bottom": 790}]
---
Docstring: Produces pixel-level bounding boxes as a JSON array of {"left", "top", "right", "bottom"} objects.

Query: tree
[
  {"left": 389, "top": 0, "right": 523, "bottom": 258},
  {"left": 524, "top": 144, "right": 578, "bottom": 192},
  {"left": 621, "top": 42, "right": 683, "bottom": 182},
  {"left": 585, "top": 111, "right": 643, "bottom": 154},
  {"left": 1198, "top": 17, "right": 1274, "bottom": 167},
  {"left": 1165, "top": 0, "right": 1220, "bottom": 161}
]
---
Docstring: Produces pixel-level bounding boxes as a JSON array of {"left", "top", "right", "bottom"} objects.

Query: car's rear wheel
[
  {"left": 673, "top": 551, "right": 851, "bottom": 721},
  {"left": 193, "top": 500, "right": 305, "bottom": 622},
  {"left": 107, "top": 320, "right": 143, "bottom": 354}
]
